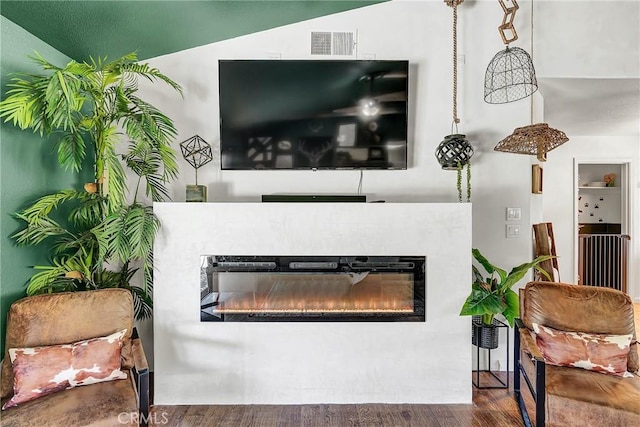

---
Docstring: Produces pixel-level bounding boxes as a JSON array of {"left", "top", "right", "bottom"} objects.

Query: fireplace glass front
[{"left": 200, "top": 256, "right": 425, "bottom": 322}]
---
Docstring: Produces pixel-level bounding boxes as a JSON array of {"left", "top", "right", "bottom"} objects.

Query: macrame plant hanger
[{"left": 435, "top": 0, "right": 473, "bottom": 202}]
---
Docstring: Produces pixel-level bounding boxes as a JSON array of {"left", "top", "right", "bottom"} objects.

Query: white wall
[
  {"left": 153, "top": 202, "right": 472, "bottom": 404},
  {"left": 535, "top": 0, "right": 640, "bottom": 78},
  {"left": 137, "top": 0, "right": 640, "bottom": 374},
  {"left": 136, "top": 0, "right": 537, "bottom": 372},
  {"left": 541, "top": 136, "right": 640, "bottom": 301}
]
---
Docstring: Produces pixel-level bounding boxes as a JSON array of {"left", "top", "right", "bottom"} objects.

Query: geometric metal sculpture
[
  {"left": 179, "top": 135, "right": 213, "bottom": 202},
  {"left": 179, "top": 135, "right": 213, "bottom": 185}
]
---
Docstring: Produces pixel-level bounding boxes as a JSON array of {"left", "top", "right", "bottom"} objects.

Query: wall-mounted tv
[{"left": 218, "top": 60, "right": 409, "bottom": 170}]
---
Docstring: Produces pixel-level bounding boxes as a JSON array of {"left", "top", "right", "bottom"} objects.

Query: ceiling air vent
[{"left": 310, "top": 31, "right": 356, "bottom": 56}]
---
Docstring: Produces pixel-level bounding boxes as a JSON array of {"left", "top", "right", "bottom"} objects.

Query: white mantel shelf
[{"left": 153, "top": 202, "right": 472, "bottom": 405}]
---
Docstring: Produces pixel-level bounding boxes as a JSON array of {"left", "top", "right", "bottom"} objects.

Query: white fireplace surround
[{"left": 153, "top": 202, "right": 472, "bottom": 405}]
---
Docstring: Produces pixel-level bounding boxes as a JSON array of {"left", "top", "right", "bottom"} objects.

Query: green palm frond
[
  {"left": 103, "top": 145, "right": 127, "bottom": 210},
  {"left": 102, "top": 204, "right": 159, "bottom": 264},
  {"left": 29, "top": 51, "right": 63, "bottom": 71},
  {"left": 55, "top": 131, "right": 87, "bottom": 172},
  {"left": 18, "top": 190, "right": 82, "bottom": 224},
  {"left": 123, "top": 139, "right": 171, "bottom": 202},
  {"left": 69, "top": 192, "right": 109, "bottom": 227},
  {"left": 101, "top": 209, "right": 129, "bottom": 262},
  {"left": 121, "top": 60, "right": 183, "bottom": 95},
  {"left": 144, "top": 172, "right": 171, "bottom": 202},
  {"left": 122, "top": 97, "right": 179, "bottom": 181},
  {"left": 43, "top": 70, "right": 82, "bottom": 132},
  {"left": 27, "top": 257, "right": 83, "bottom": 295},
  {"left": 12, "top": 214, "right": 70, "bottom": 246},
  {"left": 129, "top": 94, "right": 179, "bottom": 140},
  {"left": 52, "top": 229, "right": 98, "bottom": 258},
  {"left": 125, "top": 205, "right": 159, "bottom": 260},
  {"left": 143, "top": 250, "right": 154, "bottom": 301},
  {"left": 129, "top": 285, "right": 153, "bottom": 319},
  {"left": 0, "top": 75, "right": 50, "bottom": 134}
]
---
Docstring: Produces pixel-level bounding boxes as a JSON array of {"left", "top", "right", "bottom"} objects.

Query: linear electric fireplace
[{"left": 200, "top": 256, "right": 425, "bottom": 322}]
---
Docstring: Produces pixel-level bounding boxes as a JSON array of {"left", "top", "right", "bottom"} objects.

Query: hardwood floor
[
  {"left": 151, "top": 373, "right": 533, "bottom": 427},
  {"left": 151, "top": 304, "right": 639, "bottom": 426}
]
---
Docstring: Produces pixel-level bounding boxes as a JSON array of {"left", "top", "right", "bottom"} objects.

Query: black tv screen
[{"left": 218, "top": 60, "right": 408, "bottom": 170}]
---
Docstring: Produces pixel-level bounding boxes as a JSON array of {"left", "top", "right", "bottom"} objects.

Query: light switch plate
[
  {"left": 506, "top": 224, "right": 521, "bottom": 238},
  {"left": 506, "top": 207, "right": 521, "bottom": 221}
]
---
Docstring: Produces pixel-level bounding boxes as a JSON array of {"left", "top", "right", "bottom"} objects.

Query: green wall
[
  {"left": 0, "top": 17, "right": 91, "bottom": 351},
  {"left": 1, "top": 1, "right": 387, "bottom": 61}
]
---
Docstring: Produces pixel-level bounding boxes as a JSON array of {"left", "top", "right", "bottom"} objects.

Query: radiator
[{"left": 578, "top": 234, "right": 630, "bottom": 293}]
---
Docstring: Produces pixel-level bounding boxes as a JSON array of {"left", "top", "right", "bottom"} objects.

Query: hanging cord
[
  {"left": 451, "top": 1, "right": 460, "bottom": 134},
  {"left": 357, "top": 169, "right": 363, "bottom": 195},
  {"left": 530, "top": 0, "right": 534, "bottom": 125}
]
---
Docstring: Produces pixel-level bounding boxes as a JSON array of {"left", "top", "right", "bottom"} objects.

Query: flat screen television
[{"left": 218, "top": 60, "right": 409, "bottom": 170}]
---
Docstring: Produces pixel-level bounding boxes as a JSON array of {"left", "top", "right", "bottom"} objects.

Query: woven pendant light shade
[
  {"left": 484, "top": 46, "right": 538, "bottom": 104},
  {"left": 494, "top": 123, "right": 568, "bottom": 161}
]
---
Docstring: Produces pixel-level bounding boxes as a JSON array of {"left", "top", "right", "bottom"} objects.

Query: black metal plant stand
[{"left": 472, "top": 317, "right": 509, "bottom": 389}]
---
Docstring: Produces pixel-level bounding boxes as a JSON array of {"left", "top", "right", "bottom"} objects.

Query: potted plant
[
  {"left": 0, "top": 52, "right": 182, "bottom": 319},
  {"left": 460, "top": 248, "right": 553, "bottom": 348}
]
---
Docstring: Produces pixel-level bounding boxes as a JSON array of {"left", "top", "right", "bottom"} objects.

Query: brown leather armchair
[
  {"left": 515, "top": 281, "right": 640, "bottom": 427},
  {"left": 1, "top": 289, "right": 149, "bottom": 426}
]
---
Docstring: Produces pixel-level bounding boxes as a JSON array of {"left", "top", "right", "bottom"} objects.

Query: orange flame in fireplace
[{"left": 216, "top": 274, "right": 415, "bottom": 314}]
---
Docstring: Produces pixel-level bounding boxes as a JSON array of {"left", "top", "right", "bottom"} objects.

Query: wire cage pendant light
[
  {"left": 485, "top": 46, "right": 537, "bottom": 103},
  {"left": 435, "top": 0, "right": 474, "bottom": 171},
  {"left": 484, "top": 0, "right": 538, "bottom": 104}
]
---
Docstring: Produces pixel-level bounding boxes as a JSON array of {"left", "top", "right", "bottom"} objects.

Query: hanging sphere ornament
[{"left": 435, "top": 134, "right": 474, "bottom": 170}]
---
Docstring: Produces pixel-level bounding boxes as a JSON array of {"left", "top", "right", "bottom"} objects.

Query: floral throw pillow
[
  {"left": 2, "top": 329, "right": 128, "bottom": 409},
  {"left": 532, "top": 323, "right": 633, "bottom": 378}
]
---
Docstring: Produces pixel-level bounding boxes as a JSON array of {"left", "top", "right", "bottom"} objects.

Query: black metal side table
[{"left": 472, "top": 317, "right": 509, "bottom": 389}]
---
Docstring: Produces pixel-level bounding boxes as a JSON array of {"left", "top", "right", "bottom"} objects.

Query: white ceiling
[{"left": 538, "top": 78, "right": 640, "bottom": 137}]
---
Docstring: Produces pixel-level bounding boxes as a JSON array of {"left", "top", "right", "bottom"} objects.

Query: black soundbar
[{"left": 261, "top": 194, "right": 366, "bottom": 203}]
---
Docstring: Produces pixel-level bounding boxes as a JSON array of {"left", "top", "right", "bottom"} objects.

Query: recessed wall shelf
[{"left": 578, "top": 186, "right": 619, "bottom": 190}]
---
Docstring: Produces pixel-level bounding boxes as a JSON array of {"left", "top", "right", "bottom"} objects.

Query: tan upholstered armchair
[
  {"left": 1, "top": 289, "right": 149, "bottom": 426},
  {"left": 515, "top": 281, "right": 640, "bottom": 427}
]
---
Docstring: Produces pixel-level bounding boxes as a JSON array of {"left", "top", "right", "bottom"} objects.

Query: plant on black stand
[{"left": 460, "top": 248, "right": 553, "bottom": 348}]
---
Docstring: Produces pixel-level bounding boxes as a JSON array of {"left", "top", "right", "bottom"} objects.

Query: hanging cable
[
  {"left": 452, "top": 0, "right": 460, "bottom": 133},
  {"left": 357, "top": 169, "right": 363, "bottom": 195},
  {"left": 530, "top": 0, "right": 534, "bottom": 126}
]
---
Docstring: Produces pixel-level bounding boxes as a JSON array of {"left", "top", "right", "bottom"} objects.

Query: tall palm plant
[{"left": 0, "top": 52, "right": 182, "bottom": 318}]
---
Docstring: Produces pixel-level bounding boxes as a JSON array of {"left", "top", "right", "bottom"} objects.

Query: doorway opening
[{"left": 574, "top": 160, "right": 632, "bottom": 293}]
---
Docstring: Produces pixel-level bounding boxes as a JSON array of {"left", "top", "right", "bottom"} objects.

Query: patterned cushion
[
  {"left": 533, "top": 323, "right": 633, "bottom": 377},
  {"left": 2, "top": 329, "right": 128, "bottom": 409}
]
